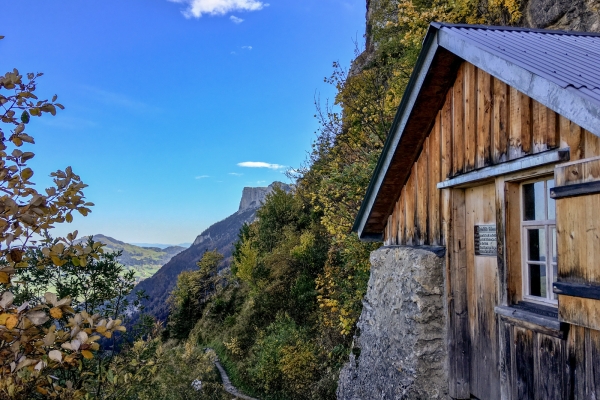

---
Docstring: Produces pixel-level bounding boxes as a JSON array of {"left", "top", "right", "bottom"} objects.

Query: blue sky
[{"left": 1, "top": 0, "right": 365, "bottom": 245}]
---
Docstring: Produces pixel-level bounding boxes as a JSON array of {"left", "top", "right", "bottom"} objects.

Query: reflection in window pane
[
  {"left": 529, "top": 264, "right": 547, "bottom": 297},
  {"left": 523, "top": 181, "right": 546, "bottom": 221},
  {"left": 547, "top": 179, "right": 556, "bottom": 220},
  {"left": 528, "top": 228, "right": 546, "bottom": 261},
  {"left": 553, "top": 263, "right": 558, "bottom": 300}
]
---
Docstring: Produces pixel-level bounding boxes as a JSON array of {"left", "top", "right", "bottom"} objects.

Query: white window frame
[{"left": 520, "top": 177, "right": 557, "bottom": 306}]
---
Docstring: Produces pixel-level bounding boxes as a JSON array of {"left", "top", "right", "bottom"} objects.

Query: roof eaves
[{"left": 352, "top": 24, "right": 441, "bottom": 240}]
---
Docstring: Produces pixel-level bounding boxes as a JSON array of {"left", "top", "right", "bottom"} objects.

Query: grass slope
[{"left": 81, "top": 234, "right": 186, "bottom": 281}]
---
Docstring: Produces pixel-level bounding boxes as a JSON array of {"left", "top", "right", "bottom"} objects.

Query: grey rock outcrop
[
  {"left": 238, "top": 182, "right": 292, "bottom": 213},
  {"left": 525, "top": 0, "right": 600, "bottom": 31},
  {"left": 337, "top": 246, "right": 447, "bottom": 400}
]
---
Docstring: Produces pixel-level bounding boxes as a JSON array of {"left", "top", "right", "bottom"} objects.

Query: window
[{"left": 521, "top": 178, "right": 557, "bottom": 305}]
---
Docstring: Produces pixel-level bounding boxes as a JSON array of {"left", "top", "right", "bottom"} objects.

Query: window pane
[
  {"left": 529, "top": 263, "right": 547, "bottom": 297},
  {"left": 547, "top": 179, "right": 556, "bottom": 220},
  {"left": 552, "top": 228, "right": 557, "bottom": 263},
  {"left": 523, "top": 181, "right": 545, "bottom": 221},
  {"left": 528, "top": 228, "right": 546, "bottom": 261}
]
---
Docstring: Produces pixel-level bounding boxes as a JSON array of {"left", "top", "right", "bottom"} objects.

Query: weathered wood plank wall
[{"left": 383, "top": 62, "right": 595, "bottom": 247}]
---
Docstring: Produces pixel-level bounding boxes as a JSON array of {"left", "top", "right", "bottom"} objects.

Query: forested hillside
[{"left": 158, "top": 1, "right": 525, "bottom": 399}]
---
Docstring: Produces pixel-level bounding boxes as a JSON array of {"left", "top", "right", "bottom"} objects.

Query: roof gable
[{"left": 354, "top": 23, "right": 600, "bottom": 240}]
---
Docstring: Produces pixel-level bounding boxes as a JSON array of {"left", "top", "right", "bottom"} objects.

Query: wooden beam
[
  {"left": 550, "top": 181, "right": 600, "bottom": 199},
  {"left": 554, "top": 282, "right": 600, "bottom": 301},
  {"left": 437, "top": 148, "right": 570, "bottom": 189}
]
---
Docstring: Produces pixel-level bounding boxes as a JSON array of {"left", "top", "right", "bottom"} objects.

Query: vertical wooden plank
[
  {"left": 495, "top": 176, "right": 513, "bottom": 400},
  {"left": 477, "top": 68, "right": 492, "bottom": 169},
  {"left": 383, "top": 215, "right": 392, "bottom": 246},
  {"left": 505, "top": 182, "right": 522, "bottom": 304},
  {"left": 466, "top": 184, "right": 500, "bottom": 400},
  {"left": 532, "top": 99, "right": 548, "bottom": 153},
  {"left": 521, "top": 91, "right": 532, "bottom": 155},
  {"left": 547, "top": 109, "right": 558, "bottom": 149},
  {"left": 442, "top": 88, "right": 453, "bottom": 181},
  {"left": 499, "top": 320, "right": 514, "bottom": 400},
  {"left": 453, "top": 64, "right": 465, "bottom": 176},
  {"left": 536, "top": 334, "right": 567, "bottom": 399},
  {"left": 450, "top": 188, "right": 470, "bottom": 398},
  {"left": 567, "top": 325, "right": 587, "bottom": 399},
  {"left": 405, "top": 169, "right": 416, "bottom": 245},
  {"left": 496, "top": 176, "right": 508, "bottom": 306},
  {"left": 493, "top": 77, "right": 509, "bottom": 163},
  {"left": 515, "top": 327, "right": 535, "bottom": 399},
  {"left": 464, "top": 63, "right": 477, "bottom": 172},
  {"left": 398, "top": 189, "right": 406, "bottom": 245},
  {"left": 560, "top": 115, "right": 584, "bottom": 161},
  {"left": 509, "top": 87, "right": 524, "bottom": 159},
  {"left": 392, "top": 194, "right": 398, "bottom": 245},
  {"left": 444, "top": 187, "right": 456, "bottom": 398},
  {"left": 509, "top": 86, "right": 521, "bottom": 159},
  {"left": 429, "top": 114, "right": 441, "bottom": 245},
  {"left": 416, "top": 141, "right": 429, "bottom": 245},
  {"left": 519, "top": 92, "right": 533, "bottom": 154},
  {"left": 589, "top": 328, "right": 600, "bottom": 396},
  {"left": 584, "top": 129, "right": 600, "bottom": 158}
]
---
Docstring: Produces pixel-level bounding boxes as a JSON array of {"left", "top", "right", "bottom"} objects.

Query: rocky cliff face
[
  {"left": 524, "top": 0, "right": 600, "bottom": 31},
  {"left": 238, "top": 182, "right": 292, "bottom": 213},
  {"left": 337, "top": 246, "right": 447, "bottom": 400}
]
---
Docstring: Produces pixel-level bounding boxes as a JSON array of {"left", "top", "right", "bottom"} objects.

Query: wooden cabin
[{"left": 353, "top": 23, "right": 600, "bottom": 399}]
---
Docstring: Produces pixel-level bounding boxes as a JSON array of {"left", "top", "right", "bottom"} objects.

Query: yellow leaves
[
  {"left": 49, "top": 307, "right": 63, "bottom": 319},
  {"left": 20, "top": 167, "right": 33, "bottom": 181},
  {"left": 36, "top": 386, "right": 49, "bottom": 395},
  {"left": 81, "top": 350, "right": 93, "bottom": 360},
  {"left": 51, "top": 255, "right": 65, "bottom": 266},
  {"left": 5, "top": 314, "right": 18, "bottom": 329},
  {"left": 0, "top": 313, "right": 10, "bottom": 324},
  {"left": 0, "top": 271, "right": 9, "bottom": 284},
  {"left": 65, "top": 213, "right": 73, "bottom": 223}
]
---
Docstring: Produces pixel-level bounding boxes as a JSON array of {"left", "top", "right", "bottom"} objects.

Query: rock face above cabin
[
  {"left": 337, "top": 246, "right": 447, "bottom": 400},
  {"left": 525, "top": 0, "right": 600, "bottom": 31}
]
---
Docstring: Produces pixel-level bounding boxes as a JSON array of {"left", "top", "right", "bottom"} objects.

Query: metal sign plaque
[{"left": 474, "top": 225, "right": 497, "bottom": 257}]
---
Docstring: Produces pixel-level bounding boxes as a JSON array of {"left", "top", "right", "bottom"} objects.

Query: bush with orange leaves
[{"left": 0, "top": 37, "right": 127, "bottom": 399}]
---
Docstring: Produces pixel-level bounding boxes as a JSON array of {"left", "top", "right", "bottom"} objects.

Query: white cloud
[
  {"left": 229, "top": 172, "right": 243, "bottom": 176},
  {"left": 241, "top": 45, "right": 253, "bottom": 50},
  {"left": 230, "top": 15, "right": 244, "bottom": 23},
  {"left": 169, "top": 0, "right": 268, "bottom": 18},
  {"left": 195, "top": 175, "right": 210, "bottom": 179},
  {"left": 237, "top": 161, "right": 285, "bottom": 169}
]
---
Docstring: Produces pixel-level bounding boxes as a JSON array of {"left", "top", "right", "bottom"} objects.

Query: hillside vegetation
[{"left": 160, "top": 2, "right": 523, "bottom": 399}]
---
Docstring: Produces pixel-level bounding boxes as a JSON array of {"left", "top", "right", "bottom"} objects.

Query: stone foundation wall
[{"left": 337, "top": 246, "right": 447, "bottom": 400}]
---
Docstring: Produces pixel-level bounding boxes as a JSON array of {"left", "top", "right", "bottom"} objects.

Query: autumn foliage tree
[{"left": 0, "top": 38, "right": 127, "bottom": 399}]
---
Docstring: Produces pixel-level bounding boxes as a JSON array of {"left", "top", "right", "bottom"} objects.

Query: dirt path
[{"left": 207, "top": 349, "right": 259, "bottom": 400}]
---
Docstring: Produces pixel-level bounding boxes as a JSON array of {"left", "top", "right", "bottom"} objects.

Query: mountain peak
[{"left": 237, "top": 181, "right": 291, "bottom": 212}]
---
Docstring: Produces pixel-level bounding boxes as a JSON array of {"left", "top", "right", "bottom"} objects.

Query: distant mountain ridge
[
  {"left": 77, "top": 234, "right": 186, "bottom": 281},
  {"left": 135, "top": 181, "right": 291, "bottom": 321},
  {"left": 131, "top": 242, "right": 192, "bottom": 249}
]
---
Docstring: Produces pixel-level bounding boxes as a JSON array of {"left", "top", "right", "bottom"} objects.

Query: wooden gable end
[{"left": 383, "top": 61, "right": 600, "bottom": 246}]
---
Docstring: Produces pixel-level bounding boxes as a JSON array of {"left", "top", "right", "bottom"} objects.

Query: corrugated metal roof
[{"left": 440, "top": 24, "right": 600, "bottom": 104}]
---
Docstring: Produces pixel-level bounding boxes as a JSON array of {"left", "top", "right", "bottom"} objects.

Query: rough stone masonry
[{"left": 337, "top": 246, "right": 447, "bottom": 400}]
